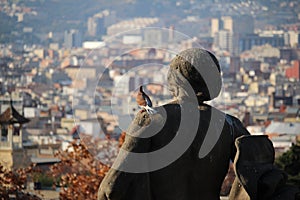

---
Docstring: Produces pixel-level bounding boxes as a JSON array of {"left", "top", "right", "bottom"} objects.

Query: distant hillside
[
  {"left": 19, "top": 0, "right": 183, "bottom": 33},
  {"left": 1, "top": 0, "right": 299, "bottom": 44}
]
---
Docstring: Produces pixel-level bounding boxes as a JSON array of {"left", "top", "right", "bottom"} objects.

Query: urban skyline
[{"left": 0, "top": 0, "right": 300, "bottom": 198}]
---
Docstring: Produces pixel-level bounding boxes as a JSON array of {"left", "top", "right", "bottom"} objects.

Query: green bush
[
  {"left": 275, "top": 143, "right": 300, "bottom": 187},
  {"left": 33, "top": 173, "right": 55, "bottom": 188}
]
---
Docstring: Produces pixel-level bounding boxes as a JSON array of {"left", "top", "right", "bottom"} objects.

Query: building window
[
  {"left": 1, "top": 125, "right": 8, "bottom": 141},
  {"left": 13, "top": 124, "right": 20, "bottom": 136}
]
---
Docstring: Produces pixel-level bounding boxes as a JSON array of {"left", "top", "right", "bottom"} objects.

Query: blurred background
[{"left": 0, "top": 0, "right": 300, "bottom": 199}]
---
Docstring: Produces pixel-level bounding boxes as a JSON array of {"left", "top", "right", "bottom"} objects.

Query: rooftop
[
  {"left": 0, "top": 102, "right": 30, "bottom": 124},
  {"left": 265, "top": 121, "right": 300, "bottom": 135}
]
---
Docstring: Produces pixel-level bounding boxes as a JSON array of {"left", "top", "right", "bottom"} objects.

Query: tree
[
  {"left": 50, "top": 135, "right": 120, "bottom": 200},
  {"left": 275, "top": 142, "right": 300, "bottom": 187},
  {"left": 0, "top": 164, "right": 41, "bottom": 200}
]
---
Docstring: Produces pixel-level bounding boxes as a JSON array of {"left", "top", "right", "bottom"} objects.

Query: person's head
[{"left": 168, "top": 48, "right": 222, "bottom": 103}]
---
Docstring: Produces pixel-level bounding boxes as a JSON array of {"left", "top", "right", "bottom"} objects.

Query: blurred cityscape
[{"left": 0, "top": 0, "right": 300, "bottom": 190}]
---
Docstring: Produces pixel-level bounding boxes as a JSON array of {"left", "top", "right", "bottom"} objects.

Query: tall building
[
  {"left": 239, "top": 34, "right": 284, "bottom": 53},
  {"left": 216, "top": 29, "right": 233, "bottom": 53},
  {"left": 221, "top": 16, "right": 233, "bottom": 32},
  {"left": 211, "top": 18, "right": 219, "bottom": 37},
  {"left": 213, "top": 15, "right": 254, "bottom": 55},
  {"left": 64, "top": 29, "right": 82, "bottom": 49},
  {"left": 102, "top": 10, "right": 117, "bottom": 28},
  {"left": 87, "top": 16, "right": 105, "bottom": 37},
  {"left": 223, "top": 15, "right": 254, "bottom": 35},
  {"left": 87, "top": 17, "right": 97, "bottom": 37}
]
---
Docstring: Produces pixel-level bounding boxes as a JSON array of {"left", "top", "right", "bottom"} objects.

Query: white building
[{"left": 79, "top": 118, "right": 104, "bottom": 138}]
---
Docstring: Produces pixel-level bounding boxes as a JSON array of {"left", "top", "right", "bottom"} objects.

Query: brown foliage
[
  {"left": 0, "top": 134, "right": 121, "bottom": 200},
  {"left": 0, "top": 164, "right": 41, "bottom": 200},
  {"left": 50, "top": 136, "right": 120, "bottom": 200},
  {"left": 1, "top": 131, "right": 235, "bottom": 199}
]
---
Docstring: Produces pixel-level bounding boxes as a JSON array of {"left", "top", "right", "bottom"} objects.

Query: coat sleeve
[
  {"left": 98, "top": 111, "right": 153, "bottom": 200},
  {"left": 226, "top": 115, "right": 251, "bottom": 161}
]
